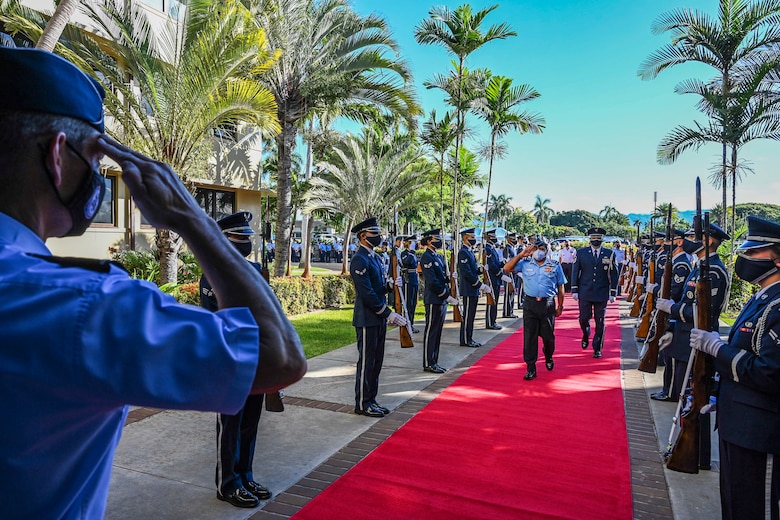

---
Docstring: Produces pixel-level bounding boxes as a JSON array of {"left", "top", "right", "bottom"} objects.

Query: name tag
[{"left": 544, "top": 267, "right": 552, "bottom": 272}]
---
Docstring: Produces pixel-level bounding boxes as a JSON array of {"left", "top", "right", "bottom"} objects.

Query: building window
[
  {"left": 196, "top": 187, "right": 236, "bottom": 221},
  {"left": 138, "top": 0, "right": 164, "bottom": 11},
  {"left": 92, "top": 175, "right": 116, "bottom": 226}
]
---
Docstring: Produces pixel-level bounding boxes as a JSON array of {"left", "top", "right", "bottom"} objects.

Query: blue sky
[{"left": 350, "top": 0, "right": 780, "bottom": 216}]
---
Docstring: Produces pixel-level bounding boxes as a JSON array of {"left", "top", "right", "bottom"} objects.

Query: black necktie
[{"left": 593, "top": 249, "right": 598, "bottom": 259}]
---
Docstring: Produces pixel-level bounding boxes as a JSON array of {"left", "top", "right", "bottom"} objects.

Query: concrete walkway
[{"left": 105, "top": 298, "right": 721, "bottom": 519}]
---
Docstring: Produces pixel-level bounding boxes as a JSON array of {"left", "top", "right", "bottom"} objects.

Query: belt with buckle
[{"left": 532, "top": 296, "right": 552, "bottom": 302}]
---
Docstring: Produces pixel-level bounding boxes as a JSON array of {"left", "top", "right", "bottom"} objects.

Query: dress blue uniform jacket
[
  {"left": 421, "top": 248, "right": 449, "bottom": 305},
  {"left": 485, "top": 242, "right": 503, "bottom": 282},
  {"left": 350, "top": 244, "right": 392, "bottom": 326},
  {"left": 714, "top": 281, "right": 780, "bottom": 453},
  {"left": 0, "top": 212, "right": 259, "bottom": 519},
  {"left": 650, "top": 251, "right": 692, "bottom": 302},
  {"left": 571, "top": 246, "right": 618, "bottom": 302},
  {"left": 401, "top": 249, "right": 419, "bottom": 286},
  {"left": 458, "top": 244, "right": 482, "bottom": 297},
  {"left": 668, "top": 253, "right": 730, "bottom": 361}
]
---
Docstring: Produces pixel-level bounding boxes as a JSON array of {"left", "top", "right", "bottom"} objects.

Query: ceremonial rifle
[
  {"left": 638, "top": 205, "right": 674, "bottom": 373},
  {"left": 447, "top": 239, "right": 463, "bottom": 322},
  {"left": 626, "top": 224, "right": 641, "bottom": 301},
  {"left": 260, "top": 219, "right": 284, "bottom": 412},
  {"left": 391, "top": 220, "right": 414, "bottom": 348},
  {"left": 666, "top": 194, "right": 714, "bottom": 473},
  {"left": 635, "top": 219, "right": 656, "bottom": 334},
  {"left": 629, "top": 243, "right": 645, "bottom": 317},
  {"left": 480, "top": 245, "right": 495, "bottom": 306}
]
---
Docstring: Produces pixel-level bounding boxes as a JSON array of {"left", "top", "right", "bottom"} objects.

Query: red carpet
[{"left": 292, "top": 295, "right": 632, "bottom": 519}]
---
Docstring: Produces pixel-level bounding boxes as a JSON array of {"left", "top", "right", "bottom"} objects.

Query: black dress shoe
[
  {"left": 503, "top": 314, "right": 518, "bottom": 319},
  {"left": 581, "top": 336, "right": 589, "bottom": 349},
  {"left": 218, "top": 487, "right": 260, "bottom": 508},
  {"left": 593, "top": 351, "right": 602, "bottom": 358},
  {"left": 355, "top": 407, "right": 384, "bottom": 418},
  {"left": 371, "top": 401, "right": 390, "bottom": 414},
  {"left": 433, "top": 364, "right": 447, "bottom": 372},
  {"left": 523, "top": 368, "right": 537, "bottom": 380},
  {"left": 485, "top": 324, "right": 502, "bottom": 330},
  {"left": 466, "top": 340, "right": 481, "bottom": 348},
  {"left": 412, "top": 327, "right": 420, "bottom": 333},
  {"left": 545, "top": 358, "right": 554, "bottom": 371},
  {"left": 244, "top": 481, "right": 272, "bottom": 500},
  {"left": 650, "top": 391, "right": 669, "bottom": 401}
]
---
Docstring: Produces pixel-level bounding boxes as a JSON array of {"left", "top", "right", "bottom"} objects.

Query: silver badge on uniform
[
  {"left": 674, "top": 275, "right": 684, "bottom": 283},
  {"left": 686, "top": 290, "right": 694, "bottom": 300}
]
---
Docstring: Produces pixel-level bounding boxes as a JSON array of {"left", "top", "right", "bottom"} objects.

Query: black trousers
[
  {"left": 423, "top": 303, "right": 447, "bottom": 367},
  {"left": 485, "top": 279, "right": 501, "bottom": 327},
  {"left": 720, "top": 438, "right": 780, "bottom": 520},
  {"left": 460, "top": 295, "right": 479, "bottom": 344},
  {"left": 561, "top": 263, "right": 573, "bottom": 292},
  {"left": 660, "top": 348, "right": 674, "bottom": 394},
  {"left": 405, "top": 283, "right": 418, "bottom": 327},
  {"left": 578, "top": 299, "right": 607, "bottom": 353},
  {"left": 523, "top": 298, "right": 556, "bottom": 366},
  {"left": 503, "top": 277, "right": 515, "bottom": 317},
  {"left": 216, "top": 393, "right": 265, "bottom": 495},
  {"left": 355, "top": 324, "right": 387, "bottom": 411}
]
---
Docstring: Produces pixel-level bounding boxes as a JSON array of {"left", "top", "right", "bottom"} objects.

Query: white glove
[
  {"left": 609, "top": 296, "right": 616, "bottom": 303},
  {"left": 690, "top": 328, "right": 725, "bottom": 357},
  {"left": 658, "top": 331, "right": 673, "bottom": 350},
  {"left": 656, "top": 298, "right": 674, "bottom": 313},
  {"left": 635, "top": 276, "right": 645, "bottom": 285},
  {"left": 387, "top": 312, "right": 407, "bottom": 327},
  {"left": 501, "top": 274, "right": 513, "bottom": 284},
  {"left": 629, "top": 262, "right": 637, "bottom": 269},
  {"left": 639, "top": 292, "right": 647, "bottom": 301},
  {"left": 451, "top": 271, "right": 458, "bottom": 279},
  {"left": 395, "top": 275, "right": 403, "bottom": 287},
  {"left": 645, "top": 282, "right": 658, "bottom": 293},
  {"left": 446, "top": 296, "right": 459, "bottom": 305},
  {"left": 572, "top": 293, "right": 579, "bottom": 301},
  {"left": 479, "top": 283, "right": 492, "bottom": 294}
]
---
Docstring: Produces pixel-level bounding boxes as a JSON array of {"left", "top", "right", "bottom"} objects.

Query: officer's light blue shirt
[
  {"left": 511, "top": 257, "right": 566, "bottom": 298},
  {"left": 0, "top": 212, "right": 260, "bottom": 519}
]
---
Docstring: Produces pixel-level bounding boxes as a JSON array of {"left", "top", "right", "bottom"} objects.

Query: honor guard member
[
  {"left": 420, "top": 229, "right": 459, "bottom": 373},
  {"left": 504, "top": 238, "right": 566, "bottom": 380},
  {"left": 687, "top": 216, "right": 780, "bottom": 520},
  {"left": 200, "top": 212, "right": 273, "bottom": 508},
  {"left": 656, "top": 222, "right": 730, "bottom": 470},
  {"left": 644, "top": 228, "right": 692, "bottom": 401},
  {"left": 503, "top": 232, "right": 519, "bottom": 318},
  {"left": 571, "top": 227, "right": 619, "bottom": 358},
  {"left": 484, "top": 229, "right": 504, "bottom": 330},
  {"left": 349, "top": 217, "right": 406, "bottom": 417},
  {"left": 0, "top": 47, "right": 305, "bottom": 518},
  {"left": 458, "top": 228, "right": 492, "bottom": 347},
  {"left": 401, "top": 235, "right": 420, "bottom": 333}
]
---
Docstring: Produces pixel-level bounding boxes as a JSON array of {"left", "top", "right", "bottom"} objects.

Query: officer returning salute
[
  {"left": 458, "top": 228, "right": 493, "bottom": 347},
  {"left": 420, "top": 229, "right": 459, "bottom": 373},
  {"left": 644, "top": 228, "right": 692, "bottom": 402},
  {"left": 503, "top": 232, "right": 519, "bottom": 318},
  {"left": 349, "top": 217, "right": 407, "bottom": 418},
  {"left": 401, "top": 235, "right": 420, "bottom": 333},
  {"left": 200, "top": 212, "right": 273, "bottom": 508},
  {"left": 571, "top": 227, "right": 619, "bottom": 358},
  {"left": 686, "top": 216, "right": 780, "bottom": 520},
  {"left": 504, "top": 238, "right": 566, "bottom": 381},
  {"left": 0, "top": 48, "right": 306, "bottom": 518},
  {"left": 484, "top": 229, "right": 504, "bottom": 330}
]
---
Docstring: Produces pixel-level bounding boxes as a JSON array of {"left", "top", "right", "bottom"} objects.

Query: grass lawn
[{"left": 289, "top": 301, "right": 428, "bottom": 359}]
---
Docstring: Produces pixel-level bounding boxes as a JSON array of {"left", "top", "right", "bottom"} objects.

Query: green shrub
[
  {"left": 160, "top": 282, "right": 201, "bottom": 306},
  {"left": 320, "top": 274, "right": 356, "bottom": 308}
]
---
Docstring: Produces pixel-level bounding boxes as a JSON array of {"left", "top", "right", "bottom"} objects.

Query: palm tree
[
  {"left": 599, "top": 205, "right": 620, "bottom": 222},
  {"left": 532, "top": 195, "right": 554, "bottom": 224},
  {"left": 472, "top": 74, "right": 544, "bottom": 239},
  {"left": 70, "top": 0, "right": 279, "bottom": 284},
  {"left": 415, "top": 3, "right": 515, "bottom": 243},
  {"left": 306, "top": 127, "right": 433, "bottom": 274},
  {"left": 251, "top": 0, "right": 419, "bottom": 276},
  {"left": 421, "top": 109, "right": 458, "bottom": 234},
  {"left": 639, "top": 0, "right": 780, "bottom": 228},
  {"left": 488, "top": 194, "right": 514, "bottom": 228}
]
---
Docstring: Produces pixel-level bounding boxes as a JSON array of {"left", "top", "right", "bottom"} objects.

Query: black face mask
[
  {"left": 487, "top": 237, "right": 496, "bottom": 245},
  {"left": 365, "top": 235, "right": 382, "bottom": 248},
  {"left": 466, "top": 238, "right": 476, "bottom": 247},
  {"left": 682, "top": 239, "right": 703, "bottom": 256},
  {"left": 735, "top": 255, "right": 779, "bottom": 284},
  {"left": 590, "top": 240, "right": 602, "bottom": 248},
  {"left": 234, "top": 240, "right": 253, "bottom": 258},
  {"left": 431, "top": 239, "right": 443, "bottom": 249}
]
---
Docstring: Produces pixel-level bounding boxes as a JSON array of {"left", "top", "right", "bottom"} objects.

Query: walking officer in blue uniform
[
  {"left": 503, "top": 232, "right": 519, "bottom": 318},
  {"left": 571, "top": 227, "right": 619, "bottom": 358},
  {"left": 483, "top": 228, "right": 504, "bottom": 330},
  {"left": 401, "top": 235, "right": 420, "bottom": 333},
  {"left": 200, "top": 212, "right": 273, "bottom": 508},
  {"left": 349, "top": 217, "right": 407, "bottom": 417},
  {"left": 420, "top": 229, "right": 459, "bottom": 373},
  {"left": 458, "top": 228, "right": 492, "bottom": 347},
  {"left": 687, "top": 216, "right": 780, "bottom": 520},
  {"left": 504, "top": 238, "right": 566, "bottom": 380}
]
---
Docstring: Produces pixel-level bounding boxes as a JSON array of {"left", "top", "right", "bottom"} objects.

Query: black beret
[
  {"left": 351, "top": 216, "right": 380, "bottom": 234},
  {"left": 217, "top": 212, "right": 254, "bottom": 235},
  {"left": 0, "top": 47, "right": 105, "bottom": 132},
  {"left": 739, "top": 216, "right": 780, "bottom": 250}
]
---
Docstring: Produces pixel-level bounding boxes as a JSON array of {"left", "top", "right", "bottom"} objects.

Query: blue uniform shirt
[
  {"left": 0, "top": 212, "right": 259, "bottom": 519},
  {"left": 511, "top": 257, "right": 566, "bottom": 298}
]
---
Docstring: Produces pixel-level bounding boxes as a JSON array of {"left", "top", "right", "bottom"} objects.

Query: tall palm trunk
[
  {"left": 36, "top": 0, "right": 78, "bottom": 51},
  {"left": 156, "top": 229, "right": 182, "bottom": 284},
  {"left": 301, "top": 214, "right": 314, "bottom": 279},
  {"left": 274, "top": 119, "right": 296, "bottom": 277},
  {"left": 341, "top": 219, "right": 352, "bottom": 276},
  {"left": 481, "top": 133, "right": 497, "bottom": 239},
  {"left": 730, "top": 144, "right": 738, "bottom": 263}
]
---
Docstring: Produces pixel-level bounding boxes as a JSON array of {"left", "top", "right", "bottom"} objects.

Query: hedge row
[{"left": 165, "top": 275, "right": 356, "bottom": 316}]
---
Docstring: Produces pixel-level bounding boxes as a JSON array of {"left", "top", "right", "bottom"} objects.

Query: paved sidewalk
[{"left": 105, "top": 298, "right": 721, "bottom": 519}]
